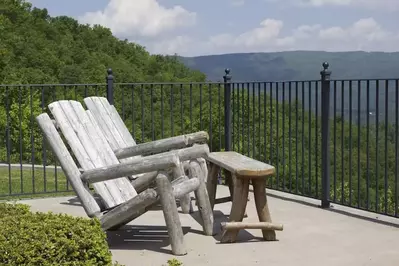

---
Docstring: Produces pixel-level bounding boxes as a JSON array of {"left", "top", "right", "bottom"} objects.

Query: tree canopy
[{"left": 0, "top": 0, "right": 205, "bottom": 84}]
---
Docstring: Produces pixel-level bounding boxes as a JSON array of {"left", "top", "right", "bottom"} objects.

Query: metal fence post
[
  {"left": 106, "top": 68, "right": 114, "bottom": 105},
  {"left": 321, "top": 62, "right": 332, "bottom": 208},
  {"left": 223, "top": 69, "right": 232, "bottom": 151}
]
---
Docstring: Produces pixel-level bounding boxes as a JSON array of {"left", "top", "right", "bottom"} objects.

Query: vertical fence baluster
[
  {"left": 223, "top": 69, "right": 232, "bottom": 151},
  {"left": 376, "top": 80, "right": 380, "bottom": 212},
  {"left": 180, "top": 84, "right": 183, "bottom": 136},
  {"left": 321, "top": 62, "right": 331, "bottom": 208},
  {"left": 295, "top": 81, "right": 299, "bottom": 194},
  {"left": 333, "top": 80, "right": 337, "bottom": 202},
  {"left": 366, "top": 80, "right": 370, "bottom": 209},
  {"left": 282, "top": 82, "right": 286, "bottom": 191},
  {"left": 341, "top": 80, "right": 345, "bottom": 205},
  {"left": 357, "top": 80, "right": 361, "bottom": 208},
  {"left": 395, "top": 79, "right": 398, "bottom": 217},
  {"left": 209, "top": 83, "right": 213, "bottom": 151},
  {"left": 161, "top": 84, "right": 164, "bottom": 139},
  {"left": 288, "top": 81, "right": 292, "bottom": 192},
  {"left": 19, "top": 86, "right": 23, "bottom": 194},
  {"left": 384, "top": 80, "right": 389, "bottom": 214},
  {"left": 131, "top": 84, "right": 136, "bottom": 139},
  {"left": 349, "top": 80, "right": 353, "bottom": 206}
]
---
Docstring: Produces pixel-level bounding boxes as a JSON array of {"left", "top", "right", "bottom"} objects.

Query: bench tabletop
[{"left": 207, "top": 151, "right": 275, "bottom": 177}]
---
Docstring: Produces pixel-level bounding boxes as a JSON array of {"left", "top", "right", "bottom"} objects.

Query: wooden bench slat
[{"left": 206, "top": 152, "right": 275, "bottom": 177}]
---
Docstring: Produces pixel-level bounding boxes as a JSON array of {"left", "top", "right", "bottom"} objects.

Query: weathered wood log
[
  {"left": 221, "top": 222, "right": 283, "bottom": 231},
  {"left": 131, "top": 171, "right": 159, "bottom": 193},
  {"left": 207, "top": 151, "right": 275, "bottom": 177},
  {"left": 85, "top": 108, "right": 142, "bottom": 181},
  {"left": 172, "top": 178, "right": 200, "bottom": 198},
  {"left": 173, "top": 161, "right": 192, "bottom": 214},
  {"left": 197, "top": 157, "right": 208, "bottom": 182},
  {"left": 221, "top": 178, "right": 250, "bottom": 243},
  {"left": 253, "top": 178, "right": 277, "bottom": 241},
  {"left": 36, "top": 113, "right": 101, "bottom": 218},
  {"left": 49, "top": 101, "right": 120, "bottom": 207},
  {"left": 114, "top": 131, "right": 209, "bottom": 159},
  {"left": 100, "top": 188, "right": 159, "bottom": 230},
  {"left": 117, "top": 143, "right": 210, "bottom": 162},
  {"left": 185, "top": 131, "right": 209, "bottom": 145},
  {"left": 206, "top": 163, "right": 220, "bottom": 210},
  {"left": 66, "top": 101, "right": 136, "bottom": 203},
  {"left": 189, "top": 160, "right": 214, "bottom": 236},
  {"left": 81, "top": 154, "right": 180, "bottom": 183},
  {"left": 156, "top": 172, "right": 187, "bottom": 256}
]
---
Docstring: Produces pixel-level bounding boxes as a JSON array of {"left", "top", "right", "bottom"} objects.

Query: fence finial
[
  {"left": 107, "top": 68, "right": 113, "bottom": 77},
  {"left": 223, "top": 68, "right": 232, "bottom": 82},
  {"left": 322, "top": 62, "right": 329, "bottom": 70}
]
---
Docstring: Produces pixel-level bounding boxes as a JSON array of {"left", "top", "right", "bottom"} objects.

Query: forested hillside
[
  {"left": 0, "top": 0, "right": 205, "bottom": 84},
  {"left": 180, "top": 51, "right": 399, "bottom": 81},
  {"left": 0, "top": 0, "right": 397, "bottom": 217}
]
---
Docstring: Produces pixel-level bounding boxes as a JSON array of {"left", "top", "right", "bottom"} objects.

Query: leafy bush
[
  {"left": 0, "top": 202, "right": 119, "bottom": 265},
  {"left": 167, "top": 258, "right": 183, "bottom": 266}
]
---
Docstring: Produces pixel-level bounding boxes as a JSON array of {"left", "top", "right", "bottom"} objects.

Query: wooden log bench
[{"left": 206, "top": 151, "right": 283, "bottom": 243}]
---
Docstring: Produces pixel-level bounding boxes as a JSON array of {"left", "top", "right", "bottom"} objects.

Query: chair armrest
[
  {"left": 114, "top": 131, "right": 209, "bottom": 159},
  {"left": 81, "top": 154, "right": 180, "bottom": 184}
]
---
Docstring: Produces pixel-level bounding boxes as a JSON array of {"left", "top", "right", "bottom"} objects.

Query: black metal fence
[{"left": 0, "top": 63, "right": 398, "bottom": 218}]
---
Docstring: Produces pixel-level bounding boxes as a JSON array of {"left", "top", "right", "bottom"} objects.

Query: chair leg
[
  {"left": 173, "top": 162, "right": 193, "bottom": 214},
  {"left": 156, "top": 173, "right": 187, "bottom": 256},
  {"left": 189, "top": 160, "right": 214, "bottom": 236}
]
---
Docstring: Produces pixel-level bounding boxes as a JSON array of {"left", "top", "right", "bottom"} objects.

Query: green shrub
[
  {"left": 0, "top": 202, "right": 118, "bottom": 266},
  {"left": 167, "top": 258, "right": 183, "bottom": 266}
]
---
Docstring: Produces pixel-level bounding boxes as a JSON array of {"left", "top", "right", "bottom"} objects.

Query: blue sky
[{"left": 28, "top": 0, "right": 399, "bottom": 56}]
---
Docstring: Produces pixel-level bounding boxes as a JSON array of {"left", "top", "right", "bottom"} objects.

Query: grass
[{"left": 0, "top": 167, "right": 76, "bottom": 200}]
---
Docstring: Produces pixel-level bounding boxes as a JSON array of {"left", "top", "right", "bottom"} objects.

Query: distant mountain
[{"left": 179, "top": 51, "right": 399, "bottom": 82}]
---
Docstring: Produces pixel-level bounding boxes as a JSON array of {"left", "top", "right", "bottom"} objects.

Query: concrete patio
[{"left": 18, "top": 185, "right": 399, "bottom": 266}]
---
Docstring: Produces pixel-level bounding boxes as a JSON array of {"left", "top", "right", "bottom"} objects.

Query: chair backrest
[
  {"left": 84, "top": 96, "right": 137, "bottom": 151},
  {"left": 84, "top": 96, "right": 146, "bottom": 179},
  {"left": 47, "top": 100, "right": 137, "bottom": 210}
]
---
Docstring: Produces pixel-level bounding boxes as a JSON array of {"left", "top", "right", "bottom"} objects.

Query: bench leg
[
  {"left": 221, "top": 178, "right": 250, "bottom": 243},
  {"left": 226, "top": 172, "right": 248, "bottom": 217},
  {"left": 252, "top": 179, "right": 276, "bottom": 241},
  {"left": 206, "top": 163, "right": 220, "bottom": 210}
]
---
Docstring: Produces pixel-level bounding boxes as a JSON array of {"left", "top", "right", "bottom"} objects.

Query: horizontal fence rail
[{"left": 0, "top": 63, "right": 398, "bottom": 219}]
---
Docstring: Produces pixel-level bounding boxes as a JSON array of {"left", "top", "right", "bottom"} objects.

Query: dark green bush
[{"left": 0, "top": 202, "right": 117, "bottom": 266}]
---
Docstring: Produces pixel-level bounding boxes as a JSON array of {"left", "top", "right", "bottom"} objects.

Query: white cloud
[
  {"left": 149, "top": 36, "right": 193, "bottom": 55},
  {"left": 79, "top": 0, "right": 196, "bottom": 38},
  {"left": 169, "top": 17, "right": 399, "bottom": 56},
  {"left": 299, "top": 0, "right": 399, "bottom": 10},
  {"left": 209, "top": 19, "right": 287, "bottom": 49}
]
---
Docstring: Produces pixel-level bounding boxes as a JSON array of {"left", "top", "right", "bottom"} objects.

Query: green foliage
[
  {"left": 0, "top": 0, "right": 206, "bottom": 166},
  {"left": 167, "top": 258, "right": 183, "bottom": 266},
  {"left": 0, "top": 202, "right": 116, "bottom": 265}
]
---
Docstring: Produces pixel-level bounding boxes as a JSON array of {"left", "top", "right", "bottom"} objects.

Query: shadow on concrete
[
  {"left": 189, "top": 209, "right": 264, "bottom": 243},
  {"left": 60, "top": 197, "right": 82, "bottom": 207},
  {"left": 106, "top": 224, "right": 193, "bottom": 255}
]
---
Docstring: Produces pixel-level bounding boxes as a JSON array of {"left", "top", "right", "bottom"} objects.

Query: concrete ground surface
[{"left": 18, "top": 185, "right": 399, "bottom": 266}]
